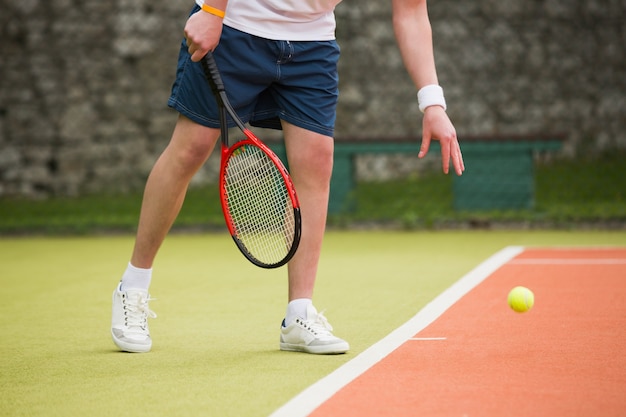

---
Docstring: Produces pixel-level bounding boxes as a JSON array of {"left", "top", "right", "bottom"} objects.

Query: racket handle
[
  {"left": 201, "top": 52, "right": 225, "bottom": 95},
  {"left": 201, "top": 51, "right": 248, "bottom": 133}
]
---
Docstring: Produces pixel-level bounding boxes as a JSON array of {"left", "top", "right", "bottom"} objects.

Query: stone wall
[{"left": 1, "top": 0, "right": 624, "bottom": 197}]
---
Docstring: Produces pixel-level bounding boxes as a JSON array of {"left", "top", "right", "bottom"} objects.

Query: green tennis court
[{"left": 1, "top": 230, "right": 624, "bottom": 417}]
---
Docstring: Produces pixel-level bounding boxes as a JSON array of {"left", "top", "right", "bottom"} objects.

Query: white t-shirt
[{"left": 195, "top": 0, "right": 342, "bottom": 40}]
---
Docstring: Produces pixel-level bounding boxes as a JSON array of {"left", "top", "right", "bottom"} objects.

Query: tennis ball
[{"left": 507, "top": 286, "right": 534, "bottom": 313}]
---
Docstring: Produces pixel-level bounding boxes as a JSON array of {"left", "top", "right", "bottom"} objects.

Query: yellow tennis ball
[{"left": 508, "top": 286, "right": 534, "bottom": 313}]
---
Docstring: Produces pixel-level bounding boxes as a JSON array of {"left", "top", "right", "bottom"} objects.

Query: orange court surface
[{"left": 272, "top": 246, "right": 626, "bottom": 417}]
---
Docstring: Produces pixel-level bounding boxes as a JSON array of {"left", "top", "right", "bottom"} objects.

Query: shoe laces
[
  {"left": 122, "top": 291, "right": 157, "bottom": 330},
  {"left": 300, "top": 310, "right": 334, "bottom": 336}
]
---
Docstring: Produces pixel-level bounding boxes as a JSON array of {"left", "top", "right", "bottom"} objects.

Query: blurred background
[{"left": 0, "top": 0, "right": 624, "bottom": 232}]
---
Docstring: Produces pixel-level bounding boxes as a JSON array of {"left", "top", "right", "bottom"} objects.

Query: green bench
[{"left": 268, "top": 134, "right": 565, "bottom": 214}]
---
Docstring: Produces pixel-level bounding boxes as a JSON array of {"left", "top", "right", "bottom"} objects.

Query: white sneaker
[
  {"left": 111, "top": 282, "right": 156, "bottom": 353},
  {"left": 280, "top": 305, "right": 349, "bottom": 354}
]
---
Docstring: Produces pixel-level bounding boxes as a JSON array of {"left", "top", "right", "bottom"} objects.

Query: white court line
[
  {"left": 509, "top": 258, "right": 626, "bottom": 265},
  {"left": 268, "top": 245, "right": 524, "bottom": 417}
]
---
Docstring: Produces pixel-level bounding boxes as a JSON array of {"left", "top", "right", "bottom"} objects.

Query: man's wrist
[
  {"left": 417, "top": 84, "right": 447, "bottom": 113},
  {"left": 200, "top": 3, "right": 225, "bottom": 18}
]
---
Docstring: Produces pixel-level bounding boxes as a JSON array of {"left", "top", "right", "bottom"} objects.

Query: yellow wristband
[{"left": 201, "top": 4, "right": 225, "bottom": 18}]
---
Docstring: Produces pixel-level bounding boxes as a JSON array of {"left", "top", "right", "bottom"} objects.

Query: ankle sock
[
  {"left": 285, "top": 298, "right": 312, "bottom": 326},
  {"left": 120, "top": 262, "right": 152, "bottom": 291}
]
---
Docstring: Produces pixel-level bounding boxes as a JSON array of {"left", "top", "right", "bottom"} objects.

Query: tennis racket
[{"left": 200, "top": 52, "right": 302, "bottom": 269}]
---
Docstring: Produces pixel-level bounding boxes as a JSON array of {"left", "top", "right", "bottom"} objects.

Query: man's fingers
[
  {"left": 419, "top": 134, "right": 431, "bottom": 159},
  {"left": 185, "top": 40, "right": 208, "bottom": 62},
  {"left": 440, "top": 138, "right": 451, "bottom": 174},
  {"left": 452, "top": 143, "right": 465, "bottom": 176},
  {"left": 445, "top": 138, "right": 464, "bottom": 176},
  {"left": 191, "top": 49, "right": 206, "bottom": 62},
  {"left": 438, "top": 132, "right": 465, "bottom": 176}
]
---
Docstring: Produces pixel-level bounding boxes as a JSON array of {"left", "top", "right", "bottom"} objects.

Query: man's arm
[{"left": 391, "top": 0, "right": 464, "bottom": 175}]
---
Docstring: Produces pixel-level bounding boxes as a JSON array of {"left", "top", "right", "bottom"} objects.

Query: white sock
[
  {"left": 120, "top": 262, "right": 152, "bottom": 291},
  {"left": 285, "top": 298, "right": 312, "bottom": 326}
]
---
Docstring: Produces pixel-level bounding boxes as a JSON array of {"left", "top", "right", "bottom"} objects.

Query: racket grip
[{"left": 201, "top": 52, "right": 225, "bottom": 94}]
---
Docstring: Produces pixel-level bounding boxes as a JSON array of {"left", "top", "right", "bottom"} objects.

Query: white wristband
[{"left": 417, "top": 84, "right": 446, "bottom": 112}]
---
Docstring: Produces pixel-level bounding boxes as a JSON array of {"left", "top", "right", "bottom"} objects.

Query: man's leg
[
  {"left": 279, "top": 121, "right": 349, "bottom": 354},
  {"left": 131, "top": 115, "right": 220, "bottom": 269},
  {"left": 112, "top": 115, "right": 219, "bottom": 353},
  {"left": 282, "top": 122, "right": 333, "bottom": 301}
]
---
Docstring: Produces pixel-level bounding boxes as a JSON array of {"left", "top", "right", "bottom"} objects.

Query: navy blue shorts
[{"left": 167, "top": 11, "right": 341, "bottom": 137}]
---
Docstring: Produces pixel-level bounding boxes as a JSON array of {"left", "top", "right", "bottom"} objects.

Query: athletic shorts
[{"left": 167, "top": 8, "right": 341, "bottom": 137}]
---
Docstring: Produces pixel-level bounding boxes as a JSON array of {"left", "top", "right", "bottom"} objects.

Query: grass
[
  {"left": 335, "top": 151, "right": 626, "bottom": 229},
  {"left": 0, "top": 187, "right": 224, "bottom": 235},
  {"left": 0, "top": 153, "right": 624, "bottom": 235}
]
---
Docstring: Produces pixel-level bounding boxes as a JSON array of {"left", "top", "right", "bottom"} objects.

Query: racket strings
[{"left": 223, "top": 145, "right": 296, "bottom": 264}]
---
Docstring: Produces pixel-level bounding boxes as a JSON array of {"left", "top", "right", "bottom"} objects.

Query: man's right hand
[{"left": 184, "top": 10, "right": 223, "bottom": 62}]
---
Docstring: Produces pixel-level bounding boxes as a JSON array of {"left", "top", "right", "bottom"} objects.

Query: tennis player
[{"left": 111, "top": 0, "right": 464, "bottom": 354}]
